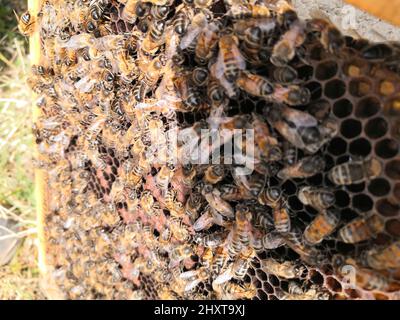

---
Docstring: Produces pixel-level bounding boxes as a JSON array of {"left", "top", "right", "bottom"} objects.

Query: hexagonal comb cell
[{"left": 33, "top": 0, "right": 400, "bottom": 300}]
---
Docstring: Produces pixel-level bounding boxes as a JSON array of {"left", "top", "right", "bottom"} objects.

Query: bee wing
[
  {"left": 179, "top": 270, "right": 198, "bottom": 280},
  {"left": 179, "top": 14, "right": 207, "bottom": 50},
  {"left": 185, "top": 279, "right": 202, "bottom": 292},
  {"left": 193, "top": 211, "right": 214, "bottom": 231},
  {"left": 61, "top": 33, "right": 92, "bottom": 49},
  {"left": 213, "top": 267, "right": 233, "bottom": 285},
  {"left": 231, "top": 43, "right": 246, "bottom": 72},
  {"left": 281, "top": 105, "right": 318, "bottom": 128},
  {"left": 214, "top": 51, "right": 225, "bottom": 80},
  {"left": 263, "top": 230, "right": 286, "bottom": 249},
  {"left": 74, "top": 76, "right": 96, "bottom": 93}
]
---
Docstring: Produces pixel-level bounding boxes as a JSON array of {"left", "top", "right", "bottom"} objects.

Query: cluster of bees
[{"left": 20, "top": 0, "right": 400, "bottom": 299}]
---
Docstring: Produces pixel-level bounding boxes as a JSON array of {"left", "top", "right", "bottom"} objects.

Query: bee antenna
[{"left": 13, "top": 10, "right": 20, "bottom": 21}]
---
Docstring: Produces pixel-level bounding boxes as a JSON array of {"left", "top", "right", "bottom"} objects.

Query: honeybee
[
  {"left": 203, "top": 165, "right": 225, "bottom": 184},
  {"left": 181, "top": 163, "right": 197, "bottom": 188},
  {"left": 193, "top": 207, "right": 214, "bottom": 231},
  {"left": 339, "top": 214, "right": 384, "bottom": 244},
  {"left": 141, "top": 20, "right": 166, "bottom": 54},
  {"left": 260, "top": 258, "right": 305, "bottom": 279},
  {"left": 273, "top": 202, "right": 291, "bottom": 234},
  {"left": 207, "top": 78, "right": 226, "bottom": 107},
  {"left": 202, "top": 184, "right": 234, "bottom": 218},
  {"left": 238, "top": 19, "right": 276, "bottom": 63},
  {"left": 179, "top": 11, "right": 208, "bottom": 50},
  {"left": 303, "top": 208, "right": 339, "bottom": 245},
  {"left": 273, "top": 65, "right": 299, "bottom": 84},
  {"left": 169, "top": 217, "right": 192, "bottom": 242},
  {"left": 214, "top": 246, "right": 255, "bottom": 285},
  {"left": 236, "top": 71, "right": 274, "bottom": 97},
  {"left": 361, "top": 43, "right": 396, "bottom": 62},
  {"left": 270, "top": 21, "right": 306, "bottom": 66},
  {"left": 284, "top": 227, "right": 327, "bottom": 264},
  {"left": 280, "top": 282, "right": 330, "bottom": 300},
  {"left": 251, "top": 113, "right": 282, "bottom": 162},
  {"left": 258, "top": 186, "right": 282, "bottom": 208},
  {"left": 269, "top": 84, "right": 311, "bottom": 106},
  {"left": 16, "top": 11, "right": 36, "bottom": 36},
  {"left": 266, "top": 105, "right": 322, "bottom": 153},
  {"left": 165, "top": 189, "right": 186, "bottom": 218},
  {"left": 363, "top": 240, "right": 400, "bottom": 270},
  {"left": 173, "top": 5, "right": 194, "bottom": 35},
  {"left": 278, "top": 155, "right": 325, "bottom": 180},
  {"left": 227, "top": 1, "right": 271, "bottom": 20},
  {"left": 135, "top": 55, "right": 166, "bottom": 101},
  {"left": 262, "top": 230, "right": 286, "bottom": 249},
  {"left": 328, "top": 158, "right": 382, "bottom": 186},
  {"left": 214, "top": 282, "right": 256, "bottom": 300},
  {"left": 195, "top": 21, "right": 221, "bottom": 65},
  {"left": 179, "top": 267, "right": 209, "bottom": 292},
  {"left": 307, "top": 18, "right": 345, "bottom": 54},
  {"left": 211, "top": 246, "right": 229, "bottom": 275},
  {"left": 215, "top": 34, "right": 246, "bottom": 82},
  {"left": 226, "top": 205, "right": 252, "bottom": 257},
  {"left": 297, "top": 186, "right": 335, "bottom": 211},
  {"left": 333, "top": 255, "right": 400, "bottom": 292},
  {"left": 155, "top": 164, "right": 175, "bottom": 194},
  {"left": 169, "top": 244, "right": 194, "bottom": 267},
  {"left": 220, "top": 184, "right": 252, "bottom": 201},
  {"left": 193, "top": 231, "right": 227, "bottom": 248},
  {"left": 173, "top": 73, "right": 203, "bottom": 111},
  {"left": 89, "top": 0, "right": 109, "bottom": 20},
  {"left": 150, "top": 5, "right": 170, "bottom": 20},
  {"left": 140, "top": 190, "right": 161, "bottom": 217},
  {"left": 191, "top": 67, "right": 209, "bottom": 87},
  {"left": 275, "top": 0, "right": 299, "bottom": 29}
]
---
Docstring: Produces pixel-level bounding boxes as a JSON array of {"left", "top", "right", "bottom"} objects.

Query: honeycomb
[{"left": 26, "top": 0, "right": 400, "bottom": 300}]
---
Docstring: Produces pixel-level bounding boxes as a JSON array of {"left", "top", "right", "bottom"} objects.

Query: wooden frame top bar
[{"left": 345, "top": 0, "right": 400, "bottom": 27}]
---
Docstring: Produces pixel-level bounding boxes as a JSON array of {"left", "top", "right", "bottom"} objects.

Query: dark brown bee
[
  {"left": 258, "top": 186, "right": 282, "bottom": 208},
  {"left": 173, "top": 5, "right": 194, "bottom": 35},
  {"left": 191, "top": 67, "right": 209, "bottom": 87},
  {"left": 303, "top": 208, "right": 339, "bottom": 245},
  {"left": 276, "top": 0, "right": 299, "bottom": 30},
  {"left": 297, "top": 186, "right": 335, "bottom": 210},
  {"left": 141, "top": 20, "right": 166, "bottom": 54},
  {"left": 361, "top": 43, "right": 394, "bottom": 61},
  {"left": 89, "top": 0, "right": 109, "bottom": 21},
  {"left": 270, "top": 21, "right": 306, "bottom": 66},
  {"left": 307, "top": 18, "right": 345, "bottom": 54},
  {"left": 339, "top": 214, "right": 385, "bottom": 244},
  {"left": 273, "top": 66, "right": 298, "bottom": 84},
  {"left": 207, "top": 78, "right": 225, "bottom": 106},
  {"left": 328, "top": 158, "right": 382, "bottom": 186}
]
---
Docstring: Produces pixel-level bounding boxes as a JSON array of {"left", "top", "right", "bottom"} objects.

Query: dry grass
[{"left": 0, "top": 0, "right": 45, "bottom": 300}]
